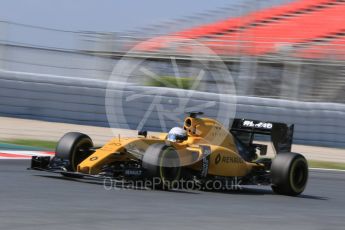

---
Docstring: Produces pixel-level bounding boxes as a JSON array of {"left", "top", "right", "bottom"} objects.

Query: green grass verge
[
  {"left": 145, "top": 76, "right": 193, "bottom": 89},
  {"left": 1, "top": 139, "right": 57, "bottom": 150},
  {"left": 308, "top": 160, "right": 345, "bottom": 170}
]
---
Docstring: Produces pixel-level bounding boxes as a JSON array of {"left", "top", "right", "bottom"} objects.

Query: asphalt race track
[{"left": 0, "top": 160, "right": 344, "bottom": 230}]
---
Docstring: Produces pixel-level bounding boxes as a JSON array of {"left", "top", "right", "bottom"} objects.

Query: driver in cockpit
[{"left": 167, "top": 127, "right": 188, "bottom": 142}]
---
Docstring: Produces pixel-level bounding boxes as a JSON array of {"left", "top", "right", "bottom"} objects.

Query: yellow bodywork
[{"left": 77, "top": 116, "right": 263, "bottom": 177}]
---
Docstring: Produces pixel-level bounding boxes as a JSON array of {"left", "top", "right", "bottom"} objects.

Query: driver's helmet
[{"left": 167, "top": 127, "right": 188, "bottom": 142}]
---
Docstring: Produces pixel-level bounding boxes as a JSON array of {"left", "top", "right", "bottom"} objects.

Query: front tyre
[
  {"left": 55, "top": 132, "right": 93, "bottom": 171},
  {"left": 142, "top": 143, "right": 181, "bottom": 190},
  {"left": 271, "top": 152, "right": 308, "bottom": 196}
]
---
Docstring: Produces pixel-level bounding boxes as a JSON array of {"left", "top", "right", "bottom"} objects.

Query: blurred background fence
[{"left": 0, "top": 0, "right": 345, "bottom": 147}]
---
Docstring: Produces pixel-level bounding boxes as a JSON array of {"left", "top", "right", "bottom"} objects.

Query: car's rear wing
[{"left": 230, "top": 119, "right": 294, "bottom": 154}]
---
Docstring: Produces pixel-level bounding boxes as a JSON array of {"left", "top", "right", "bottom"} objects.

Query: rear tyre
[
  {"left": 142, "top": 143, "right": 181, "bottom": 190},
  {"left": 55, "top": 132, "right": 94, "bottom": 171},
  {"left": 271, "top": 152, "right": 308, "bottom": 196}
]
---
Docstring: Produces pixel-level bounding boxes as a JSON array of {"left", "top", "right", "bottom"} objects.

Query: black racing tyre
[
  {"left": 271, "top": 152, "right": 308, "bottom": 196},
  {"left": 142, "top": 143, "right": 181, "bottom": 190},
  {"left": 55, "top": 132, "right": 94, "bottom": 171}
]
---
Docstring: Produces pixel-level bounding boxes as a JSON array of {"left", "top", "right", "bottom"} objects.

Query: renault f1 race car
[{"left": 30, "top": 112, "right": 308, "bottom": 196}]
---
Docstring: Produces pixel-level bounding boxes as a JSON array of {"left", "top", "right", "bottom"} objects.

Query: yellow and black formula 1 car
[{"left": 30, "top": 112, "right": 308, "bottom": 196}]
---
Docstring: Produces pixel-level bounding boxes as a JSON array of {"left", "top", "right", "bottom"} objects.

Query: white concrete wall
[{"left": 1, "top": 69, "right": 344, "bottom": 147}]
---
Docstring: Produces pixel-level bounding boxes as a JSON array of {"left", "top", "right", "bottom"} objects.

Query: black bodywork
[{"left": 230, "top": 118, "right": 294, "bottom": 162}]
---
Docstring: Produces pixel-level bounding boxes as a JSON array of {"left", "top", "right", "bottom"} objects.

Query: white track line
[
  {"left": 0, "top": 157, "right": 31, "bottom": 159},
  {"left": 0, "top": 150, "right": 54, "bottom": 160},
  {"left": 0, "top": 150, "right": 54, "bottom": 156},
  {"left": 309, "top": 167, "right": 345, "bottom": 172}
]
